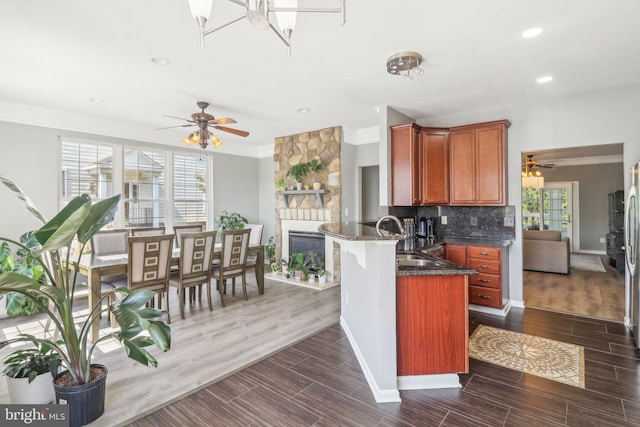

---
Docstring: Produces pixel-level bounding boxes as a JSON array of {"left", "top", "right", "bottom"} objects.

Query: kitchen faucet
[{"left": 376, "top": 215, "right": 407, "bottom": 237}]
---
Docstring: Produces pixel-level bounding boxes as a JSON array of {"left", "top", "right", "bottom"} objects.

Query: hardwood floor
[
  {"left": 523, "top": 255, "right": 625, "bottom": 322},
  {"left": 129, "top": 308, "right": 640, "bottom": 426},
  {"left": 0, "top": 275, "right": 341, "bottom": 426}
]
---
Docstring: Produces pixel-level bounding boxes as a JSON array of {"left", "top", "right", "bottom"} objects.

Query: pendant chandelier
[{"left": 188, "top": 0, "right": 346, "bottom": 56}]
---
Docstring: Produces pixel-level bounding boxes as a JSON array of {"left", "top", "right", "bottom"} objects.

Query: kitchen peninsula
[{"left": 319, "top": 221, "right": 477, "bottom": 403}]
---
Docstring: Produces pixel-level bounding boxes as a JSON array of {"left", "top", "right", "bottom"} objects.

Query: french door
[{"left": 522, "top": 182, "right": 573, "bottom": 242}]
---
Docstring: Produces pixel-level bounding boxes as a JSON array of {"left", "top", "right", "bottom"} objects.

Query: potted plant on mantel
[
  {"left": 309, "top": 158, "right": 323, "bottom": 190},
  {"left": 0, "top": 175, "right": 171, "bottom": 427},
  {"left": 286, "top": 162, "right": 310, "bottom": 190}
]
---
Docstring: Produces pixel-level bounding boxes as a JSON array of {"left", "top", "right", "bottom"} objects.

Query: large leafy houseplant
[
  {"left": 0, "top": 175, "right": 171, "bottom": 387},
  {"left": 214, "top": 210, "right": 247, "bottom": 237}
]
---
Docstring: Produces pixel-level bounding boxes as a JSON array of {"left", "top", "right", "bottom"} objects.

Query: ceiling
[{"left": 2, "top": 1, "right": 640, "bottom": 157}]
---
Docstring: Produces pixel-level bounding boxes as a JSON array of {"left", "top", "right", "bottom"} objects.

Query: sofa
[{"left": 523, "top": 230, "right": 570, "bottom": 274}]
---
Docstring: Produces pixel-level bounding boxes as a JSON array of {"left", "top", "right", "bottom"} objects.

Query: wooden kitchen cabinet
[
  {"left": 420, "top": 128, "right": 449, "bottom": 205},
  {"left": 445, "top": 243, "right": 467, "bottom": 266},
  {"left": 390, "top": 124, "right": 449, "bottom": 206},
  {"left": 449, "top": 120, "right": 510, "bottom": 206},
  {"left": 391, "top": 123, "right": 421, "bottom": 206},
  {"left": 467, "top": 246, "right": 504, "bottom": 309},
  {"left": 445, "top": 243, "right": 508, "bottom": 310},
  {"left": 396, "top": 274, "right": 469, "bottom": 375}
]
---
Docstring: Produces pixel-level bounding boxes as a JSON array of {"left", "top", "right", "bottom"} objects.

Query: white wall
[{"left": 258, "top": 156, "right": 276, "bottom": 243}]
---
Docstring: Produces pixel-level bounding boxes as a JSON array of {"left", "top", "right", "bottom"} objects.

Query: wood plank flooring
[
  {"left": 129, "top": 308, "right": 640, "bottom": 426},
  {"left": 524, "top": 255, "right": 625, "bottom": 322},
  {"left": 0, "top": 275, "right": 341, "bottom": 426}
]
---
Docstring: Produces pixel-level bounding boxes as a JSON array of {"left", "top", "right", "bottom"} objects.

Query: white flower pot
[
  {"left": 296, "top": 182, "right": 303, "bottom": 191},
  {"left": 6, "top": 372, "right": 55, "bottom": 404},
  {"left": 318, "top": 275, "right": 327, "bottom": 284},
  {"left": 313, "top": 182, "right": 322, "bottom": 190}
]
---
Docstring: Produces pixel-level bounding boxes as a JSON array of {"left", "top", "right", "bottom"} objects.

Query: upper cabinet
[
  {"left": 390, "top": 123, "right": 421, "bottom": 206},
  {"left": 421, "top": 128, "right": 450, "bottom": 205},
  {"left": 449, "top": 120, "right": 510, "bottom": 206},
  {"left": 390, "top": 124, "right": 450, "bottom": 206}
]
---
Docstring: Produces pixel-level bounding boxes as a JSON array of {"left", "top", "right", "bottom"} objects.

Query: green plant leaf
[
  {"left": 0, "top": 174, "right": 48, "bottom": 224},
  {"left": 35, "top": 196, "right": 91, "bottom": 251},
  {"left": 76, "top": 194, "right": 121, "bottom": 244}
]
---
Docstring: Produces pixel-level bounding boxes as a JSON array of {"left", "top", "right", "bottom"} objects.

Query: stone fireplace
[{"left": 274, "top": 126, "right": 342, "bottom": 282}]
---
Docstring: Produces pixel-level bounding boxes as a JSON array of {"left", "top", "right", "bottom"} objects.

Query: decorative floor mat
[{"left": 469, "top": 325, "right": 585, "bottom": 388}]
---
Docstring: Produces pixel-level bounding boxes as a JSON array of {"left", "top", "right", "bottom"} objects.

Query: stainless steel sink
[
  {"left": 396, "top": 257, "right": 445, "bottom": 267},
  {"left": 396, "top": 254, "right": 420, "bottom": 261}
]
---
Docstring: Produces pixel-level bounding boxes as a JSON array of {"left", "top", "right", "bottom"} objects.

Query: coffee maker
[{"left": 417, "top": 217, "right": 435, "bottom": 244}]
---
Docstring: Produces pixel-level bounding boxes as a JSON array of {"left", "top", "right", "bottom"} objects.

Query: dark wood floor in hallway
[{"left": 127, "top": 308, "right": 640, "bottom": 426}]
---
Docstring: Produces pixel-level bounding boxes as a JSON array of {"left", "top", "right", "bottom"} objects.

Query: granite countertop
[
  {"left": 318, "top": 221, "right": 406, "bottom": 241},
  {"left": 441, "top": 237, "right": 513, "bottom": 247},
  {"left": 395, "top": 252, "right": 477, "bottom": 277}
]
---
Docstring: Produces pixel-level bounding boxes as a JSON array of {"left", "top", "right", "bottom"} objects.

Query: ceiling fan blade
[
  {"left": 154, "top": 124, "right": 196, "bottom": 130},
  {"left": 163, "top": 114, "right": 196, "bottom": 123},
  {"left": 208, "top": 117, "right": 237, "bottom": 125},
  {"left": 213, "top": 125, "right": 249, "bottom": 137}
]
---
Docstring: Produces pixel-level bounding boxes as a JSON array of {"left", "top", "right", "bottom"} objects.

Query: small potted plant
[
  {"left": 317, "top": 268, "right": 328, "bottom": 284},
  {"left": 286, "top": 163, "right": 311, "bottom": 190},
  {"left": 265, "top": 236, "right": 280, "bottom": 273},
  {"left": 3, "top": 336, "right": 62, "bottom": 404},
  {"left": 309, "top": 158, "right": 323, "bottom": 190},
  {"left": 275, "top": 178, "right": 287, "bottom": 192}
]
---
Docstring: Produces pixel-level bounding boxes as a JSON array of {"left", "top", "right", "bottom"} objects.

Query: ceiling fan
[
  {"left": 523, "top": 154, "right": 556, "bottom": 172},
  {"left": 158, "top": 101, "right": 249, "bottom": 149}
]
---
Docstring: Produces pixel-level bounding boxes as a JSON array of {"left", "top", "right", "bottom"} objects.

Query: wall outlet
[
  {"left": 504, "top": 217, "right": 515, "bottom": 227},
  {"left": 600, "top": 237, "right": 606, "bottom": 243},
  {"left": 470, "top": 216, "right": 478, "bottom": 226},
  {"left": 344, "top": 208, "right": 348, "bottom": 217},
  {"left": 441, "top": 215, "right": 447, "bottom": 225}
]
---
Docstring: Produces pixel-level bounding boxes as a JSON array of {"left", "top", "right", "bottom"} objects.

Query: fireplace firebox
[{"left": 289, "top": 231, "right": 325, "bottom": 268}]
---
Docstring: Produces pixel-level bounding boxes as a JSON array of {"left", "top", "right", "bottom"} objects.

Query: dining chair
[
  {"left": 173, "top": 224, "right": 205, "bottom": 248},
  {"left": 117, "top": 234, "right": 174, "bottom": 323},
  {"left": 211, "top": 228, "right": 251, "bottom": 307},
  {"left": 130, "top": 226, "right": 166, "bottom": 236},
  {"left": 42, "top": 250, "right": 116, "bottom": 339},
  {"left": 244, "top": 224, "right": 264, "bottom": 284},
  {"left": 91, "top": 229, "right": 128, "bottom": 256},
  {"left": 168, "top": 230, "right": 217, "bottom": 319},
  {"left": 90, "top": 229, "right": 129, "bottom": 285}
]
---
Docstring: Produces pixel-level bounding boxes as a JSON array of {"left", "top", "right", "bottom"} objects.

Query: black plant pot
[{"left": 53, "top": 364, "right": 108, "bottom": 427}]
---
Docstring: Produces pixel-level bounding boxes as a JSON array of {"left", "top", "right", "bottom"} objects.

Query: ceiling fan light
[
  {"left": 274, "top": 0, "right": 298, "bottom": 33},
  {"left": 191, "top": 133, "right": 200, "bottom": 143},
  {"left": 188, "top": 0, "right": 212, "bottom": 20},
  {"left": 183, "top": 137, "right": 191, "bottom": 145}
]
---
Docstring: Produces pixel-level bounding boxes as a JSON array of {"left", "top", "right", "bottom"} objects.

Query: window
[
  {"left": 60, "top": 141, "right": 212, "bottom": 230},
  {"left": 60, "top": 140, "right": 114, "bottom": 203},
  {"left": 123, "top": 149, "right": 166, "bottom": 228},
  {"left": 173, "top": 154, "right": 207, "bottom": 225}
]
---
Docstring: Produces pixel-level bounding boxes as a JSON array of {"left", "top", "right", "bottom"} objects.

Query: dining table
[{"left": 67, "top": 243, "right": 265, "bottom": 342}]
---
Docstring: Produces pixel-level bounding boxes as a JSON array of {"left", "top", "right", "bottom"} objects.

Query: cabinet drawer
[
  {"left": 469, "top": 285, "right": 502, "bottom": 308},
  {"left": 470, "top": 273, "right": 500, "bottom": 289},
  {"left": 468, "top": 246, "right": 500, "bottom": 260},
  {"left": 468, "top": 258, "right": 500, "bottom": 275}
]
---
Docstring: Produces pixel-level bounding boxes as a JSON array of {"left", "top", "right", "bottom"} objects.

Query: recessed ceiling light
[
  {"left": 536, "top": 75, "right": 553, "bottom": 84},
  {"left": 88, "top": 98, "right": 104, "bottom": 103},
  {"left": 297, "top": 108, "right": 310, "bottom": 113},
  {"left": 151, "top": 57, "right": 170, "bottom": 65},
  {"left": 522, "top": 27, "right": 543, "bottom": 38}
]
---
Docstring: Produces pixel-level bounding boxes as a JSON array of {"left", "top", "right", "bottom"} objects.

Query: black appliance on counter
[
  {"left": 606, "top": 190, "right": 625, "bottom": 274},
  {"left": 417, "top": 217, "right": 435, "bottom": 244}
]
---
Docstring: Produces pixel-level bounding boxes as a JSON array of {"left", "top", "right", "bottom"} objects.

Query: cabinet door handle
[
  {"left": 479, "top": 265, "right": 491, "bottom": 269},
  {"left": 479, "top": 279, "right": 491, "bottom": 283},
  {"left": 479, "top": 295, "right": 492, "bottom": 299},
  {"left": 479, "top": 252, "right": 490, "bottom": 256}
]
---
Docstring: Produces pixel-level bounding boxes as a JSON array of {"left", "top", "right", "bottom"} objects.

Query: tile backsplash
[{"left": 387, "top": 205, "right": 516, "bottom": 241}]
